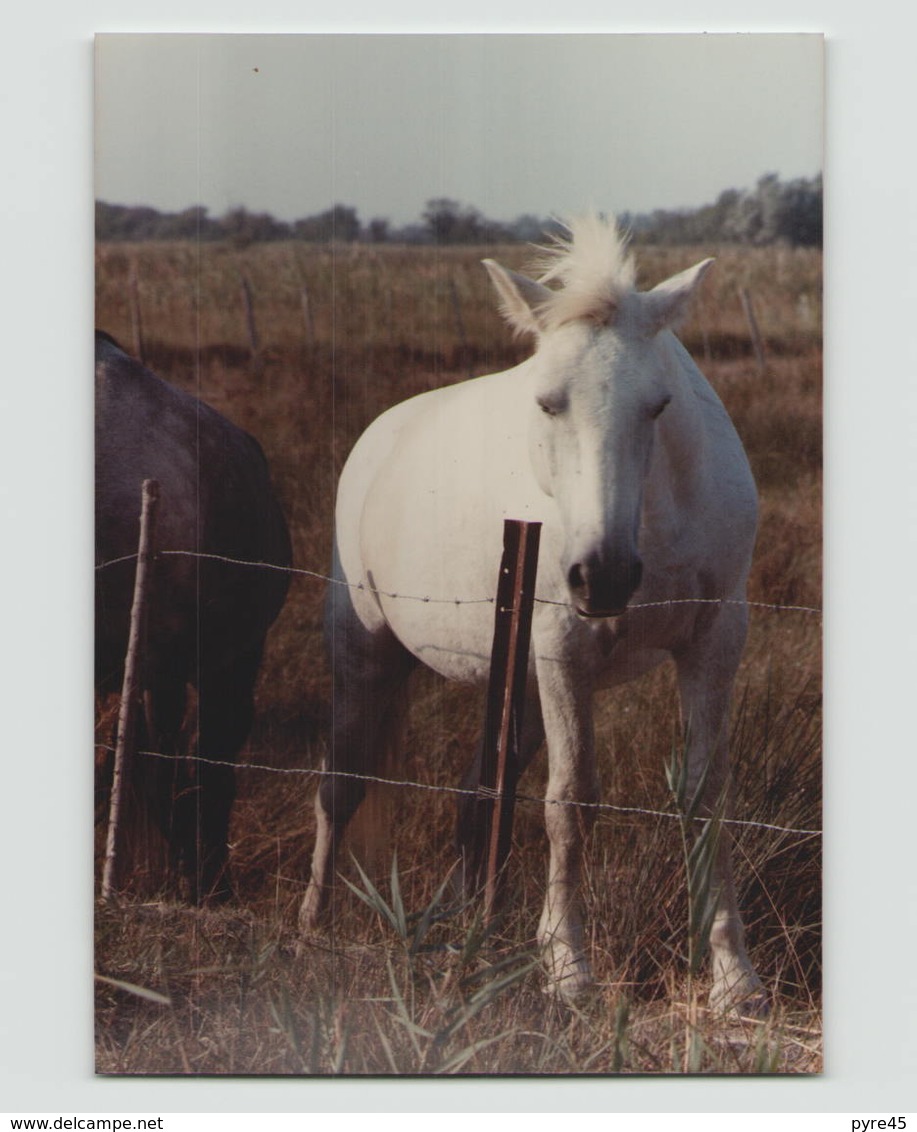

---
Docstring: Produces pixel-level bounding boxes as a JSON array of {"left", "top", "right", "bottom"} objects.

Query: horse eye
[
  {"left": 650, "top": 395, "right": 672, "bottom": 420},
  {"left": 537, "top": 399, "right": 559, "bottom": 417}
]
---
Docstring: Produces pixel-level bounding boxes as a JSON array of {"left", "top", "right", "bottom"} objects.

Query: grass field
[{"left": 94, "top": 237, "right": 822, "bottom": 1075}]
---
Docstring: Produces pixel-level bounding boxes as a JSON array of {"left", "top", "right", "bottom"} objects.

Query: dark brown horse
[{"left": 95, "top": 331, "right": 292, "bottom": 902}]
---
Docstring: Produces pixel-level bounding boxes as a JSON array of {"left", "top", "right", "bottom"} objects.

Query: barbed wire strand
[
  {"left": 95, "top": 547, "right": 823, "bottom": 618},
  {"left": 94, "top": 742, "right": 821, "bottom": 839}
]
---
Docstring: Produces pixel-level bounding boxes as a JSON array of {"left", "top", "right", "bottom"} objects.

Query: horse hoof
[
  {"left": 298, "top": 886, "right": 325, "bottom": 934},
  {"left": 709, "top": 980, "right": 771, "bottom": 1019},
  {"left": 732, "top": 990, "right": 772, "bottom": 1020},
  {"left": 543, "top": 962, "right": 595, "bottom": 1004}
]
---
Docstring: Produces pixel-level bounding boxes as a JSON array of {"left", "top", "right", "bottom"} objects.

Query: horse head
[{"left": 483, "top": 217, "right": 713, "bottom": 618}]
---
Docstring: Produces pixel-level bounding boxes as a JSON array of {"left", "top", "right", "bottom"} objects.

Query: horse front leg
[
  {"left": 535, "top": 650, "right": 599, "bottom": 1001},
  {"left": 674, "top": 607, "right": 767, "bottom": 1014}
]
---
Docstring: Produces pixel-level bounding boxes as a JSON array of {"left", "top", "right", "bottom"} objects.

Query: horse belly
[
  {"left": 352, "top": 389, "right": 542, "bottom": 683},
  {"left": 359, "top": 474, "right": 505, "bottom": 684}
]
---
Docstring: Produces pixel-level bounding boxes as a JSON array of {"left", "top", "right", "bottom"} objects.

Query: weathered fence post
[
  {"left": 300, "top": 284, "right": 316, "bottom": 353},
  {"left": 100, "top": 478, "right": 160, "bottom": 902},
  {"left": 449, "top": 277, "right": 474, "bottom": 380},
  {"left": 128, "top": 262, "right": 145, "bottom": 364},
  {"left": 475, "top": 519, "right": 542, "bottom": 920},
  {"left": 239, "top": 274, "right": 260, "bottom": 358},
  {"left": 739, "top": 287, "right": 767, "bottom": 374}
]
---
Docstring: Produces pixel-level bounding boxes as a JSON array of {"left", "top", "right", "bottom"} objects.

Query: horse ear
[
  {"left": 640, "top": 258, "right": 714, "bottom": 336},
  {"left": 482, "top": 259, "right": 552, "bottom": 338}
]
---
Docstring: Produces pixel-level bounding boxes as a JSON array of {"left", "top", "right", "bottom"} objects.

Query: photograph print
[{"left": 94, "top": 32, "right": 823, "bottom": 1075}]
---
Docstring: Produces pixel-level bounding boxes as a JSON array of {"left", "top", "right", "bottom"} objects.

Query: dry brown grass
[{"left": 95, "top": 238, "right": 822, "bottom": 1075}]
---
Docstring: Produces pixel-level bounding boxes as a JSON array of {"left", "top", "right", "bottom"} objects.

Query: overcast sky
[{"left": 95, "top": 33, "right": 823, "bottom": 226}]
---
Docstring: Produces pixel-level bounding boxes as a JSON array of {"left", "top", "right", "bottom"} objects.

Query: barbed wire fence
[
  {"left": 93, "top": 743, "right": 822, "bottom": 841},
  {"left": 95, "top": 540, "right": 823, "bottom": 847},
  {"left": 97, "top": 547, "right": 824, "bottom": 619}
]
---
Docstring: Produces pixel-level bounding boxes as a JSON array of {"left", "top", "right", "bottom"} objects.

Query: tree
[
  {"left": 508, "top": 214, "right": 549, "bottom": 243},
  {"left": 293, "top": 205, "right": 361, "bottom": 242},
  {"left": 421, "top": 198, "right": 492, "bottom": 244},
  {"left": 157, "top": 206, "right": 214, "bottom": 240},
  {"left": 422, "top": 198, "right": 465, "bottom": 243},
  {"left": 219, "top": 207, "right": 290, "bottom": 247},
  {"left": 773, "top": 175, "right": 822, "bottom": 246},
  {"left": 367, "top": 217, "right": 390, "bottom": 243}
]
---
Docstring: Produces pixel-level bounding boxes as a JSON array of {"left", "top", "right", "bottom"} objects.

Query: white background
[{"left": 2, "top": 0, "right": 915, "bottom": 1116}]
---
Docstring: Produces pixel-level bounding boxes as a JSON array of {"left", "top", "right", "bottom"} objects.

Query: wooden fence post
[
  {"left": 239, "top": 274, "right": 260, "bottom": 358},
  {"left": 474, "top": 519, "right": 542, "bottom": 920},
  {"left": 300, "top": 284, "right": 316, "bottom": 352},
  {"left": 100, "top": 479, "right": 159, "bottom": 902},
  {"left": 129, "top": 262, "right": 145, "bottom": 364},
  {"left": 449, "top": 277, "right": 474, "bottom": 380},
  {"left": 739, "top": 287, "right": 767, "bottom": 374}
]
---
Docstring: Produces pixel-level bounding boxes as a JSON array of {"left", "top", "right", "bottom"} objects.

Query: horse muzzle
[{"left": 567, "top": 552, "right": 643, "bottom": 619}]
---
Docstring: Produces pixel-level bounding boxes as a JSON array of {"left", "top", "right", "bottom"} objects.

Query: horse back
[{"left": 95, "top": 333, "right": 291, "bottom": 688}]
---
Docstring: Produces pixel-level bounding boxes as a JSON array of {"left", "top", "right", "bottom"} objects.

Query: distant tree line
[
  {"left": 621, "top": 174, "right": 822, "bottom": 248},
  {"left": 96, "top": 173, "right": 821, "bottom": 248}
]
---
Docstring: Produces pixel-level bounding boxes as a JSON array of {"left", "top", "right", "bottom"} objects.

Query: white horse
[{"left": 302, "top": 215, "right": 764, "bottom": 1012}]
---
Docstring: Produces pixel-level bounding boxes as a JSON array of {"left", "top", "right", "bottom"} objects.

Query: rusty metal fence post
[
  {"left": 474, "top": 519, "right": 542, "bottom": 920},
  {"left": 100, "top": 478, "right": 159, "bottom": 902}
]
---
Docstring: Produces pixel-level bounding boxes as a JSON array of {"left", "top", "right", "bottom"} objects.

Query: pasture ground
[{"left": 95, "top": 239, "right": 822, "bottom": 1075}]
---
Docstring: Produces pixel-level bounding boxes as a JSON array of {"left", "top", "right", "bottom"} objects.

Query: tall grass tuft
[
  {"left": 335, "top": 853, "right": 540, "bottom": 1073},
  {"left": 665, "top": 739, "right": 727, "bottom": 981}
]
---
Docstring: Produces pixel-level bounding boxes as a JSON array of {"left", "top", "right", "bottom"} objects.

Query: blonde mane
[{"left": 532, "top": 214, "right": 637, "bottom": 330}]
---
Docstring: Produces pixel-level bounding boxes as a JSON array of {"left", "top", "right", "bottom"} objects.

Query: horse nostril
[
  {"left": 568, "top": 563, "right": 585, "bottom": 593},
  {"left": 567, "top": 553, "right": 643, "bottom": 615}
]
